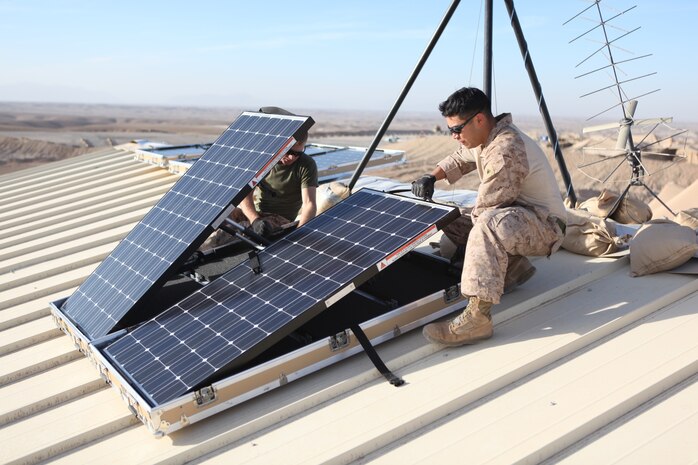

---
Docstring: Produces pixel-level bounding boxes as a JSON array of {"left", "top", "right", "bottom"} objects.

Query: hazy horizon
[{"left": 3, "top": 100, "right": 698, "bottom": 132}]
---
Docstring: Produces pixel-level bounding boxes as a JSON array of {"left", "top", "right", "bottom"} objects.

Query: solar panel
[
  {"left": 60, "top": 112, "right": 314, "bottom": 340},
  {"left": 103, "top": 189, "right": 459, "bottom": 405},
  {"left": 313, "top": 146, "right": 404, "bottom": 182},
  {"left": 304, "top": 145, "right": 341, "bottom": 156},
  {"left": 163, "top": 144, "right": 404, "bottom": 179}
]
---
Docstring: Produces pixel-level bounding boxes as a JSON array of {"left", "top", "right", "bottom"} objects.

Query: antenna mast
[
  {"left": 503, "top": 0, "right": 577, "bottom": 205},
  {"left": 565, "top": 0, "right": 687, "bottom": 217}
]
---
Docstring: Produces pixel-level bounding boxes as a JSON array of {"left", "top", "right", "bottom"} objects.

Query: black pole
[
  {"left": 347, "top": 0, "right": 461, "bottom": 190},
  {"left": 503, "top": 0, "right": 577, "bottom": 206},
  {"left": 483, "top": 0, "right": 494, "bottom": 98}
]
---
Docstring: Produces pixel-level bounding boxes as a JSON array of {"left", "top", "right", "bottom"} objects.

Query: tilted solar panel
[
  {"left": 61, "top": 112, "right": 314, "bottom": 340},
  {"left": 103, "top": 189, "right": 459, "bottom": 405}
]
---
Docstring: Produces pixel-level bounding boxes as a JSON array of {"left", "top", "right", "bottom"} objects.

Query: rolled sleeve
[
  {"left": 299, "top": 154, "right": 319, "bottom": 189},
  {"left": 436, "top": 144, "right": 477, "bottom": 184}
]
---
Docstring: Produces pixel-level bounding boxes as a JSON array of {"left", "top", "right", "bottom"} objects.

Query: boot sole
[{"left": 422, "top": 327, "right": 492, "bottom": 347}]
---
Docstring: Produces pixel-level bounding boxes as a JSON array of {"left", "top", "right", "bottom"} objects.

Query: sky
[{"left": 1, "top": 0, "right": 697, "bottom": 123}]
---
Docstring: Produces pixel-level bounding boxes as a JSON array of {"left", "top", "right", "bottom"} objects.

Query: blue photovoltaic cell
[
  {"left": 103, "top": 189, "right": 458, "bottom": 405},
  {"left": 313, "top": 147, "right": 402, "bottom": 181},
  {"left": 60, "top": 112, "right": 313, "bottom": 340},
  {"left": 163, "top": 144, "right": 404, "bottom": 180},
  {"left": 303, "top": 145, "right": 340, "bottom": 156},
  {"left": 314, "top": 148, "right": 368, "bottom": 168}
]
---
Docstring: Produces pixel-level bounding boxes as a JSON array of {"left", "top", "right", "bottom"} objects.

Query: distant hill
[{"left": 1, "top": 102, "right": 696, "bottom": 205}]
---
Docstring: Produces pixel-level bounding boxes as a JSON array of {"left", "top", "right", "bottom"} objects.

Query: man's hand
[
  {"left": 411, "top": 174, "right": 436, "bottom": 201},
  {"left": 251, "top": 218, "right": 271, "bottom": 237}
]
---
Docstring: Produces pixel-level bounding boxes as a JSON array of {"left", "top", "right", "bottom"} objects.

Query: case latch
[
  {"left": 443, "top": 284, "right": 463, "bottom": 304},
  {"left": 329, "top": 330, "right": 350, "bottom": 351},
  {"left": 194, "top": 386, "right": 216, "bottom": 406}
]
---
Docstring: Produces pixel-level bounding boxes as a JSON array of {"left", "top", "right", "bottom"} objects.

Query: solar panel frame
[
  {"left": 60, "top": 111, "right": 314, "bottom": 341},
  {"left": 103, "top": 189, "right": 459, "bottom": 406}
]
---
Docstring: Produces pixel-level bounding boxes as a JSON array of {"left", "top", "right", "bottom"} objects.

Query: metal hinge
[
  {"left": 194, "top": 386, "right": 216, "bottom": 406},
  {"left": 249, "top": 251, "right": 263, "bottom": 274},
  {"left": 443, "top": 284, "right": 463, "bottom": 304},
  {"left": 329, "top": 330, "right": 350, "bottom": 351}
]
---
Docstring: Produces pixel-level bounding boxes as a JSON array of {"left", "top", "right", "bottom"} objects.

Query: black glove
[
  {"left": 251, "top": 218, "right": 271, "bottom": 237},
  {"left": 411, "top": 174, "right": 436, "bottom": 200}
]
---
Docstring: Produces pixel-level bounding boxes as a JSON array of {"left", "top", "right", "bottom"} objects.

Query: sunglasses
[
  {"left": 285, "top": 149, "right": 305, "bottom": 157},
  {"left": 447, "top": 110, "right": 481, "bottom": 134}
]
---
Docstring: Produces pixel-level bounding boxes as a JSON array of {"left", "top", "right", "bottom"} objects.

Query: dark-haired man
[
  {"left": 200, "top": 106, "right": 318, "bottom": 249},
  {"left": 238, "top": 106, "right": 318, "bottom": 234},
  {"left": 413, "top": 87, "right": 566, "bottom": 346}
]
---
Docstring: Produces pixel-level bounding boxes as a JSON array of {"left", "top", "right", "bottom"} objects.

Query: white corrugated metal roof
[{"left": 1, "top": 148, "right": 697, "bottom": 465}]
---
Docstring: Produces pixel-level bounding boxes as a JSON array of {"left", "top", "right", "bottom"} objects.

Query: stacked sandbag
[
  {"left": 316, "top": 181, "right": 351, "bottom": 214},
  {"left": 561, "top": 208, "right": 620, "bottom": 256},
  {"left": 578, "top": 189, "right": 652, "bottom": 224}
]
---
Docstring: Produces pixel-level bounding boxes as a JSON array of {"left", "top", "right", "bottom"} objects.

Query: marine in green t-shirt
[
  {"left": 256, "top": 151, "right": 318, "bottom": 222},
  {"left": 238, "top": 106, "right": 319, "bottom": 234}
]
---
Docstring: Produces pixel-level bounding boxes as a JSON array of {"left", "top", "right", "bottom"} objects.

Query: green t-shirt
[{"left": 256, "top": 153, "right": 318, "bottom": 221}]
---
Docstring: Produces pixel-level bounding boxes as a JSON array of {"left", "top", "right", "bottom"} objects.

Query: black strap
[
  {"left": 257, "top": 180, "right": 278, "bottom": 197},
  {"left": 350, "top": 324, "right": 405, "bottom": 387}
]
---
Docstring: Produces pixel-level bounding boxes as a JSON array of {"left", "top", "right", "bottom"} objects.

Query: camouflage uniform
[
  {"left": 437, "top": 114, "right": 566, "bottom": 304},
  {"left": 441, "top": 208, "right": 473, "bottom": 246}
]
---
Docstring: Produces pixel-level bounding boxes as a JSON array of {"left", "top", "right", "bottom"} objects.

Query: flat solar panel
[
  {"left": 313, "top": 147, "right": 404, "bottom": 182},
  {"left": 103, "top": 189, "right": 459, "bottom": 405},
  {"left": 303, "top": 145, "right": 341, "bottom": 156},
  {"left": 314, "top": 147, "right": 373, "bottom": 171},
  {"left": 61, "top": 112, "right": 313, "bottom": 340},
  {"left": 163, "top": 144, "right": 404, "bottom": 179}
]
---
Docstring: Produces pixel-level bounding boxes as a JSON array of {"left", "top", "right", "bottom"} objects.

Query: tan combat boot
[
  {"left": 422, "top": 297, "right": 493, "bottom": 346},
  {"left": 503, "top": 255, "right": 536, "bottom": 294}
]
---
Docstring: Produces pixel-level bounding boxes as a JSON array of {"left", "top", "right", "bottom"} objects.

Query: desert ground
[{"left": 1, "top": 101, "right": 697, "bottom": 209}]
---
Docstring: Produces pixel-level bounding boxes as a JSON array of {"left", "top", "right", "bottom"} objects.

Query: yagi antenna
[
  {"left": 565, "top": 1, "right": 657, "bottom": 121},
  {"left": 564, "top": 0, "right": 687, "bottom": 218}
]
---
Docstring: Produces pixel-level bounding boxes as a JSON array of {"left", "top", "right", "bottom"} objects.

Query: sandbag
[
  {"left": 612, "top": 195, "right": 653, "bottom": 224},
  {"left": 629, "top": 219, "right": 698, "bottom": 277},
  {"left": 561, "top": 208, "right": 619, "bottom": 257},
  {"left": 676, "top": 208, "right": 698, "bottom": 230},
  {"left": 438, "top": 233, "right": 459, "bottom": 260},
  {"left": 317, "top": 181, "right": 351, "bottom": 214},
  {"left": 578, "top": 189, "right": 652, "bottom": 224},
  {"left": 578, "top": 190, "right": 617, "bottom": 218}
]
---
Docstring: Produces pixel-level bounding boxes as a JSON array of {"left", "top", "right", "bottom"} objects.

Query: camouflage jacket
[{"left": 437, "top": 113, "right": 566, "bottom": 222}]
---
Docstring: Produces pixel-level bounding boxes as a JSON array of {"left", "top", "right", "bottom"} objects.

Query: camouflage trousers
[
  {"left": 461, "top": 206, "right": 564, "bottom": 304},
  {"left": 199, "top": 208, "right": 290, "bottom": 251},
  {"left": 442, "top": 208, "right": 473, "bottom": 246}
]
